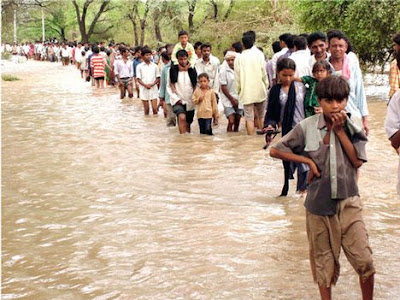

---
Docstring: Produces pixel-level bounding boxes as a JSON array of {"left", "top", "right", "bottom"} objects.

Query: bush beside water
[{"left": 2, "top": 74, "right": 20, "bottom": 81}]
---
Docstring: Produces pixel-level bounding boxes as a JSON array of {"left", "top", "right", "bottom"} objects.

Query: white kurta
[
  {"left": 290, "top": 49, "right": 311, "bottom": 77},
  {"left": 234, "top": 46, "right": 267, "bottom": 105},
  {"left": 136, "top": 62, "right": 160, "bottom": 100}
]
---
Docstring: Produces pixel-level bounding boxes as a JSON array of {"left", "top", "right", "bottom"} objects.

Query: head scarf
[{"left": 224, "top": 51, "right": 237, "bottom": 60}]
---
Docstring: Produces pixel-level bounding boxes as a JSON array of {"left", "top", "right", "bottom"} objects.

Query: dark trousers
[{"left": 198, "top": 118, "right": 213, "bottom": 135}]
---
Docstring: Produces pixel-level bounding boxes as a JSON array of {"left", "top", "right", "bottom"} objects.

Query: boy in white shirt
[{"left": 136, "top": 48, "right": 160, "bottom": 115}]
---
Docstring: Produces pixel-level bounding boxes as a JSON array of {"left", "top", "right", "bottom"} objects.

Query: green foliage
[
  {"left": 293, "top": 0, "right": 400, "bottom": 68},
  {"left": 2, "top": 74, "right": 20, "bottom": 81},
  {"left": 1, "top": 52, "right": 12, "bottom": 60}
]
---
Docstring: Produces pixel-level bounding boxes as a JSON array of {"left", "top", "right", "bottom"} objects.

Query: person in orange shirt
[{"left": 389, "top": 32, "right": 400, "bottom": 99}]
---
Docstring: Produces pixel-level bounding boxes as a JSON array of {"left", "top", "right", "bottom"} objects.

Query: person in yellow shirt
[
  {"left": 171, "top": 30, "right": 196, "bottom": 67},
  {"left": 234, "top": 32, "right": 268, "bottom": 135}
]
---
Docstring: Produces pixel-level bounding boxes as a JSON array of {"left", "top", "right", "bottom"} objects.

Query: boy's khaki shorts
[
  {"left": 243, "top": 101, "right": 265, "bottom": 121},
  {"left": 306, "top": 196, "right": 375, "bottom": 288}
]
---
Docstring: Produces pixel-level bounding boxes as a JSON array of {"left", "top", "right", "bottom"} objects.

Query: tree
[
  {"left": 72, "top": 0, "right": 113, "bottom": 43},
  {"left": 126, "top": 2, "right": 139, "bottom": 46},
  {"left": 187, "top": 0, "right": 196, "bottom": 34},
  {"left": 125, "top": 0, "right": 151, "bottom": 46},
  {"left": 294, "top": 0, "right": 400, "bottom": 68},
  {"left": 222, "top": 0, "right": 234, "bottom": 22},
  {"left": 153, "top": 5, "right": 162, "bottom": 43}
]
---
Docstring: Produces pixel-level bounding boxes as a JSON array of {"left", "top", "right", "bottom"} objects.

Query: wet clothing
[
  {"left": 272, "top": 113, "right": 368, "bottom": 215},
  {"left": 306, "top": 196, "right": 375, "bottom": 287}
]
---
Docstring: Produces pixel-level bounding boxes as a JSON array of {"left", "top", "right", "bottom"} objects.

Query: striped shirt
[
  {"left": 389, "top": 60, "right": 400, "bottom": 99},
  {"left": 90, "top": 55, "right": 106, "bottom": 78}
]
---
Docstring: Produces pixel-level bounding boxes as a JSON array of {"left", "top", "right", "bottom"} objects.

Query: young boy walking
[
  {"left": 114, "top": 47, "right": 134, "bottom": 99},
  {"left": 192, "top": 73, "right": 219, "bottom": 135},
  {"left": 171, "top": 30, "right": 197, "bottom": 67},
  {"left": 159, "top": 51, "right": 177, "bottom": 126},
  {"left": 270, "top": 76, "right": 374, "bottom": 300},
  {"left": 136, "top": 48, "right": 160, "bottom": 115}
]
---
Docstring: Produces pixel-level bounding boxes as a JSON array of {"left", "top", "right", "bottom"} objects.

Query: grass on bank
[
  {"left": 1, "top": 52, "right": 12, "bottom": 60},
  {"left": 2, "top": 74, "right": 20, "bottom": 81}
]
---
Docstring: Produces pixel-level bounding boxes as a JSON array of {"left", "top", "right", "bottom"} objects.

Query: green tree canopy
[{"left": 294, "top": 0, "right": 400, "bottom": 68}]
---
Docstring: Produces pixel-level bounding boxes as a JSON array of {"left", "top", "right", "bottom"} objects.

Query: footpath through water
[{"left": 2, "top": 60, "right": 400, "bottom": 299}]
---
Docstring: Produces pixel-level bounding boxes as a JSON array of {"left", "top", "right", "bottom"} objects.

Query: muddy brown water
[{"left": 2, "top": 61, "right": 399, "bottom": 299}]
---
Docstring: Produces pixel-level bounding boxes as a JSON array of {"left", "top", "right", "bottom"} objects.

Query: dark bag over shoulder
[
  {"left": 264, "top": 82, "right": 296, "bottom": 136},
  {"left": 169, "top": 64, "right": 197, "bottom": 88}
]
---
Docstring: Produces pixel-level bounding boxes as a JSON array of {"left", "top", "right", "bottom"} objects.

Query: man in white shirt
[
  {"left": 290, "top": 36, "right": 311, "bottom": 77},
  {"left": 23, "top": 43, "right": 30, "bottom": 58},
  {"left": 307, "top": 32, "right": 330, "bottom": 73},
  {"left": 74, "top": 43, "right": 83, "bottom": 69},
  {"left": 167, "top": 49, "right": 197, "bottom": 134},
  {"left": 195, "top": 43, "right": 220, "bottom": 96},
  {"left": 114, "top": 47, "right": 134, "bottom": 99},
  {"left": 328, "top": 31, "right": 369, "bottom": 135},
  {"left": 270, "top": 33, "right": 291, "bottom": 85},
  {"left": 220, "top": 51, "right": 243, "bottom": 132},
  {"left": 61, "top": 44, "right": 70, "bottom": 66},
  {"left": 234, "top": 33, "right": 268, "bottom": 135}
]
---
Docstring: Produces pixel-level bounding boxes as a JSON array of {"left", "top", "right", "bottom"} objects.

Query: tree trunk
[
  {"left": 133, "top": 20, "right": 139, "bottom": 46},
  {"left": 211, "top": 0, "right": 218, "bottom": 21},
  {"left": 13, "top": 9, "right": 17, "bottom": 43},
  {"left": 223, "top": 0, "right": 234, "bottom": 21},
  {"left": 139, "top": 0, "right": 150, "bottom": 46},
  {"left": 187, "top": 0, "right": 196, "bottom": 33},
  {"left": 60, "top": 27, "right": 65, "bottom": 41},
  {"left": 153, "top": 7, "right": 162, "bottom": 43},
  {"left": 41, "top": 7, "right": 45, "bottom": 42},
  {"left": 72, "top": 0, "right": 109, "bottom": 43},
  {"left": 140, "top": 20, "right": 146, "bottom": 46}
]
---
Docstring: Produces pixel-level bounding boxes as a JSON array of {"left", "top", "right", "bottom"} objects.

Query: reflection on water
[{"left": 2, "top": 61, "right": 400, "bottom": 299}]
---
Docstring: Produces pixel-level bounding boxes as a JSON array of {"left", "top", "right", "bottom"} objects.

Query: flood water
[{"left": 2, "top": 61, "right": 400, "bottom": 299}]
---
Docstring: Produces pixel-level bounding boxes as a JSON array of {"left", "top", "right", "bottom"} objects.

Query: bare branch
[{"left": 92, "top": 24, "right": 113, "bottom": 35}]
